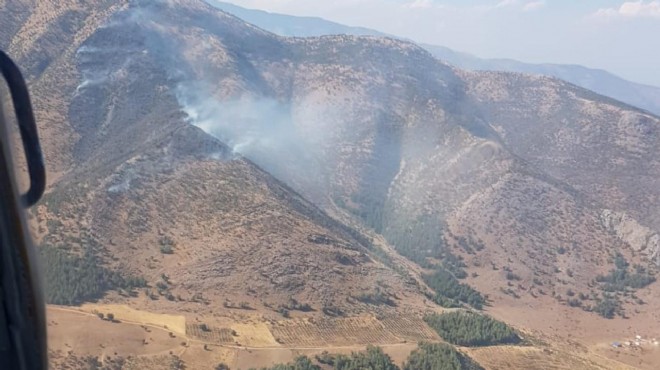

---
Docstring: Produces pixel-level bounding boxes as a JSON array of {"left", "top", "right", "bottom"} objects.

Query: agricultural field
[
  {"left": 186, "top": 323, "right": 236, "bottom": 344},
  {"left": 269, "top": 316, "right": 399, "bottom": 346},
  {"left": 268, "top": 315, "right": 439, "bottom": 346},
  {"left": 465, "top": 346, "right": 635, "bottom": 370},
  {"left": 379, "top": 315, "right": 440, "bottom": 342}
]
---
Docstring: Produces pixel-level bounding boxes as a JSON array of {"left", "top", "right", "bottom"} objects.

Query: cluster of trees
[
  {"left": 381, "top": 214, "right": 445, "bottom": 269},
  {"left": 403, "top": 342, "right": 484, "bottom": 370},
  {"left": 342, "top": 186, "right": 489, "bottom": 314},
  {"left": 280, "top": 297, "right": 313, "bottom": 312},
  {"left": 588, "top": 253, "right": 655, "bottom": 318},
  {"left": 95, "top": 312, "right": 115, "bottom": 321},
  {"left": 347, "top": 191, "right": 387, "bottom": 234},
  {"left": 424, "top": 311, "right": 521, "bottom": 347},
  {"left": 593, "top": 295, "right": 622, "bottom": 319},
  {"left": 595, "top": 254, "right": 656, "bottom": 292},
  {"left": 159, "top": 235, "right": 175, "bottom": 254},
  {"left": 356, "top": 287, "right": 397, "bottom": 307},
  {"left": 249, "top": 355, "right": 320, "bottom": 370},
  {"left": 251, "top": 343, "right": 483, "bottom": 370},
  {"left": 223, "top": 301, "right": 253, "bottom": 310},
  {"left": 454, "top": 235, "right": 485, "bottom": 254},
  {"left": 318, "top": 346, "right": 399, "bottom": 370},
  {"left": 441, "top": 253, "right": 469, "bottom": 280},
  {"left": 368, "top": 212, "right": 486, "bottom": 311},
  {"left": 339, "top": 184, "right": 491, "bottom": 316},
  {"left": 423, "top": 269, "right": 486, "bottom": 310},
  {"left": 322, "top": 305, "right": 345, "bottom": 317},
  {"left": 40, "top": 246, "right": 146, "bottom": 305}
]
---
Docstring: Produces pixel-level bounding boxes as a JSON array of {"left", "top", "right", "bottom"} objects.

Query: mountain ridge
[{"left": 205, "top": 0, "right": 660, "bottom": 117}]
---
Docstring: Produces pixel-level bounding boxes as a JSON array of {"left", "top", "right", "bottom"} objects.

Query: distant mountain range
[{"left": 207, "top": 0, "right": 660, "bottom": 116}]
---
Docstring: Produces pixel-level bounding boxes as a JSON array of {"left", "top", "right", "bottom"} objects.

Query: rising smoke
[
  {"left": 80, "top": 0, "right": 334, "bottom": 202},
  {"left": 175, "top": 81, "right": 331, "bottom": 203}
]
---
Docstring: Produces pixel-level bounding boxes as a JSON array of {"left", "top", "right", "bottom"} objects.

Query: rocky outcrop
[{"left": 601, "top": 209, "right": 660, "bottom": 266}]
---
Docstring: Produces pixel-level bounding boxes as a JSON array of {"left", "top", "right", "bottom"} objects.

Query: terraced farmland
[
  {"left": 269, "top": 315, "right": 439, "bottom": 346},
  {"left": 269, "top": 316, "right": 398, "bottom": 346},
  {"left": 379, "top": 315, "right": 440, "bottom": 342}
]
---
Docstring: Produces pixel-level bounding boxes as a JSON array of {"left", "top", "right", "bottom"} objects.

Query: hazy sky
[{"left": 224, "top": 0, "right": 660, "bottom": 87}]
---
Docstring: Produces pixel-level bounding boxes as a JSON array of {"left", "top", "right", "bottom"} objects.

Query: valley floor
[{"left": 46, "top": 304, "right": 656, "bottom": 369}]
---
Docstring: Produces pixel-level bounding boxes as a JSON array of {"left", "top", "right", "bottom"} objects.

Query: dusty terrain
[
  {"left": 47, "top": 304, "right": 647, "bottom": 369},
  {"left": 1, "top": 0, "right": 659, "bottom": 369}
]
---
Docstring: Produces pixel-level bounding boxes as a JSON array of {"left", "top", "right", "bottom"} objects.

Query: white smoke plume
[{"left": 175, "top": 81, "right": 330, "bottom": 201}]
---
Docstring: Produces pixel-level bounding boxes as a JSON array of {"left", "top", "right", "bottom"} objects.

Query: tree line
[
  {"left": 247, "top": 343, "right": 483, "bottom": 370},
  {"left": 423, "top": 269, "right": 486, "bottom": 310},
  {"left": 40, "top": 245, "right": 146, "bottom": 305},
  {"left": 345, "top": 200, "right": 487, "bottom": 311},
  {"left": 423, "top": 311, "right": 521, "bottom": 347}
]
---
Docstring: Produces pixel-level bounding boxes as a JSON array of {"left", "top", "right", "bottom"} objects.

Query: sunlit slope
[
  {"left": 39, "top": 124, "right": 427, "bottom": 317},
  {"left": 2, "top": 0, "right": 428, "bottom": 319},
  {"left": 462, "top": 71, "right": 660, "bottom": 231},
  {"left": 128, "top": 0, "right": 660, "bottom": 326},
  {"left": 1, "top": 0, "right": 659, "bottom": 368}
]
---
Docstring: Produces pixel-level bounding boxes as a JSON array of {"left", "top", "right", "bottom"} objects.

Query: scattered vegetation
[
  {"left": 170, "top": 355, "right": 186, "bottom": 370},
  {"left": 355, "top": 287, "right": 396, "bottom": 306},
  {"left": 567, "top": 298, "right": 581, "bottom": 308},
  {"left": 499, "top": 287, "right": 520, "bottom": 299},
  {"left": 223, "top": 300, "right": 253, "bottom": 310},
  {"left": 505, "top": 271, "right": 521, "bottom": 281},
  {"left": 582, "top": 253, "right": 656, "bottom": 318},
  {"left": 277, "top": 307, "right": 290, "bottom": 318},
  {"left": 424, "top": 311, "right": 521, "bottom": 347},
  {"left": 322, "top": 305, "right": 345, "bottom": 317},
  {"left": 154, "top": 275, "right": 176, "bottom": 301},
  {"left": 279, "top": 298, "right": 314, "bottom": 312}
]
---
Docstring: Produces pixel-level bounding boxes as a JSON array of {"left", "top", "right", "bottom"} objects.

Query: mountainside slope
[
  {"left": 2, "top": 0, "right": 660, "bottom": 368},
  {"left": 10, "top": 0, "right": 656, "bottom": 330},
  {"left": 184, "top": 0, "right": 660, "bottom": 338},
  {"left": 2, "top": 0, "right": 428, "bottom": 319},
  {"left": 206, "top": 0, "right": 660, "bottom": 116},
  {"left": 462, "top": 71, "right": 660, "bottom": 231}
]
